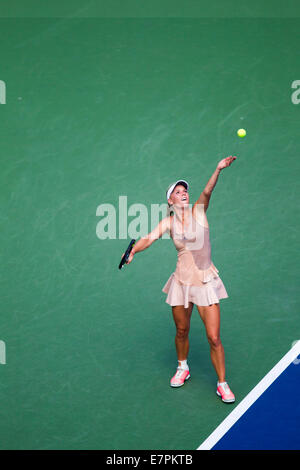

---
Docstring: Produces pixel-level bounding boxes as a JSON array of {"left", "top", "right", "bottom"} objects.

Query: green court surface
[{"left": 0, "top": 5, "right": 300, "bottom": 450}]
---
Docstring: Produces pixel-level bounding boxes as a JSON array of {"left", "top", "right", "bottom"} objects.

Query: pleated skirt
[{"left": 162, "top": 272, "right": 228, "bottom": 308}]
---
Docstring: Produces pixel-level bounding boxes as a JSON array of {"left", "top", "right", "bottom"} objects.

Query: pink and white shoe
[
  {"left": 170, "top": 368, "right": 190, "bottom": 387},
  {"left": 216, "top": 382, "right": 235, "bottom": 403}
]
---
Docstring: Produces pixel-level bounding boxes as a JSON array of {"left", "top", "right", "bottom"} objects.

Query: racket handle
[{"left": 119, "top": 239, "right": 136, "bottom": 269}]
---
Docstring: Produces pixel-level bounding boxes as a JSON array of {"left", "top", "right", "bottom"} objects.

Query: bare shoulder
[{"left": 192, "top": 203, "right": 209, "bottom": 228}]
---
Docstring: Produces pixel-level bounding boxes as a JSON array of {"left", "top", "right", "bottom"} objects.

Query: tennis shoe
[
  {"left": 170, "top": 367, "right": 190, "bottom": 387},
  {"left": 216, "top": 382, "right": 235, "bottom": 403}
]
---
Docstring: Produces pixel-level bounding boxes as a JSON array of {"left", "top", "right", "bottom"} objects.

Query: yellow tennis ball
[{"left": 237, "top": 128, "right": 246, "bottom": 138}]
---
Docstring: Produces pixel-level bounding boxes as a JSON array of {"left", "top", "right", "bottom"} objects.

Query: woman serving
[{"left": 124, "top": 156, "right": 236, "bottom": 403}]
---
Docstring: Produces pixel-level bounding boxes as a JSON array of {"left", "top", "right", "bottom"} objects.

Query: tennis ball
[{"left": 237, "top": 128, "right": 246, "bottom": 138}]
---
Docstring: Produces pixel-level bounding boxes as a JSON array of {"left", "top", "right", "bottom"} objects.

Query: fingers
[
  {"left": 125, "top": 252, "right": 134, "bottom": 264},
  {"left": 226, "top": 156, "right": 237, "bottom": 165},
  {"left": 122, "top": 252, "right": 130, "bottom": 265}
]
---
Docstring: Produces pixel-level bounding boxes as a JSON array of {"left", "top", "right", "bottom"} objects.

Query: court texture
[{"left": 0, "top": 1, "right": 299, "bottom": 450}]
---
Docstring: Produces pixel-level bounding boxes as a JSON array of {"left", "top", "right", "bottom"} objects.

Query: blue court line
[{"left": 197, "top": 341, "right": 300, "bottom": 450}]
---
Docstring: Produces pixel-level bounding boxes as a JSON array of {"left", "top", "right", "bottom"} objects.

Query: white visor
[{"left": 166, "top": 180, "right": 189, "bottom": 201}]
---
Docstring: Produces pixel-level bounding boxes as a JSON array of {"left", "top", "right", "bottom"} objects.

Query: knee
[
  {"left": 176, "top": 326, "right": 189, "bottom": 341},
  {"left": 207, "top": 334, "right": 222, "bottom": 349}
]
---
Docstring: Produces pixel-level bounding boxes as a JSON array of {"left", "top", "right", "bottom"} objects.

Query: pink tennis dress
[{"left": 162, "top": 205, "right": 228, "bottom": 308}]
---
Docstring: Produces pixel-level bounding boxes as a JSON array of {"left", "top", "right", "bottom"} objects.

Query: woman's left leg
[{"left": 196, "top": 303, "right": 225, "bottom": 383}]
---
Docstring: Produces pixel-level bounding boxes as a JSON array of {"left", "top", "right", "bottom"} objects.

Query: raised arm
[
  {"left": 124, "top": 216, "right": 172, "bottom": 265},
  {"left": 193, "top": 156, "right": 236, "bottom": 212}
]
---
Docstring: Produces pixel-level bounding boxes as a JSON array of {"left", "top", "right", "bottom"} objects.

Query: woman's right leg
[{"left": 172, "top": 302, "right": 194, "bottom": 363}]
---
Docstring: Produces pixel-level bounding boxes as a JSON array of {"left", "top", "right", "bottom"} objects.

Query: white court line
[{"left": 197, "top": 340, "right": 300, "bottom": 450}]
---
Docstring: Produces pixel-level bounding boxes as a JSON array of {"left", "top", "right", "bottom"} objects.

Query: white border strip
[{"left": 197, "top": 340, "right": 300, "bottom": 450}]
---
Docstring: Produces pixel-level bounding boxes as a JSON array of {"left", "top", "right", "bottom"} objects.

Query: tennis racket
[{"left": 118, "top": 239, "right": 136, "bottom": 270}]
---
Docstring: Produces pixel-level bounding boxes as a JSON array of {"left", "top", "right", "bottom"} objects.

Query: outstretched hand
[{"left": 217, "top": 156, "right": 236, "bottom": 171}]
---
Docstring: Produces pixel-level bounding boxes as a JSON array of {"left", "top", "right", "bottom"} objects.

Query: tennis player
[{"left": 125, "top": 156, "right": 236, "bottom": 403}]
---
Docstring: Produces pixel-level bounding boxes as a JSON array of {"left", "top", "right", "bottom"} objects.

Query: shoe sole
[
  {"left": 216, "top": 390, "right": 235, "bottom": 403},
  {"left": 170, "top": 373, "right": 191, "bottom": 388}
]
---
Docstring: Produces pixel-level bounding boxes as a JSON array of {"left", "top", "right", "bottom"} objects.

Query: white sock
[
  {"left": 217, "top": 381, "right": 227, "bottom": 386},
  {"left": 178, "top": 360, "right": 189, "bottom": 370}
]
